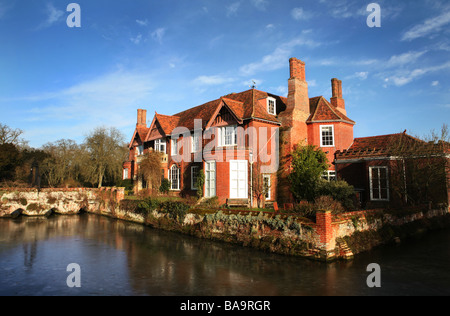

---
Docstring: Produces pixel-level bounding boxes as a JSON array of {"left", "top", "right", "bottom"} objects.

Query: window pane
[
  {"left": 321, "top": 126, "right": 334, "bottom": 146},
  {"left": 380, "top": 188, "right": 388, "bottom": 200},
  {"left": 379, "top": 167, "right": 387, "bottom": 180}
]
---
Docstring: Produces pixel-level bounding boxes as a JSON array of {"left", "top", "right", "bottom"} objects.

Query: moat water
[{"left": 0, "top": 214, "right": 449, "bottom": 296}]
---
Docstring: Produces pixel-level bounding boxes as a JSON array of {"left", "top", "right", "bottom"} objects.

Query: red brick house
[
  {"left": 334, "top": 132, "right": 450, "bottom": 209},
  {"left": 123, "top": 57, "right": 355, "bottom": 206}
]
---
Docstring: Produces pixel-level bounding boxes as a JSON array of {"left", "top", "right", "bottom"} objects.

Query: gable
[
  {"left": 128, "top": 126, "right": 149, "bottom": 148},
  {"left": 147, "top": 119, "right": 167, "bottom": 141},
  {"left": 307, "top": 96, "right": 355, "bottom": 124},
  {"left": 211, "top": 105, "right": 240, "bottom": 127}
]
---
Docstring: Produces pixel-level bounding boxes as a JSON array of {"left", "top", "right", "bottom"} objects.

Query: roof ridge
[{"left": 354, "top": 132, "right": 408, "bottom": 140}]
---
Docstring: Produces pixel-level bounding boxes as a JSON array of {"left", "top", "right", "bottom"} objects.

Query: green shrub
[
  {"left": 288, "top": 145, "right": 328, "bottom": 202},
  {"left": 159, "top": 178, "right": 170, "bottom": 194},
  {"left": 196, "top": 169, "right": 205, "bottom": 200},
  {"left": 117, "top": 179, "right": 134, "bottom": 191},
  {"left": 119, "top": 197, "right": 160, "bottom": 215},
  {"left": 317, "top": 179, "right": 356, "bottom": 211},
  {"left": 160, "top": 201, "right": 190, "bottom": 222}
]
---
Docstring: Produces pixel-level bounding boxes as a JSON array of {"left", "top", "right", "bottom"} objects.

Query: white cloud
[
  {"left": 307, "top": 79, "right": 317, "bottom": 87},
  {"left": 431, "top": 80, "right": 440, "bottom": 86},
  {"left": 130, "top": 34, "right": 142, "bottom": 45},
  {"left": 384, "top": 62, "right": 450, "bottom": 86},
  {"left": 345, "top": 72, "right": 369, "bottom": 80},
  {"left": 226, "top": 2, "right": 241, "bottom": 17},
  {"left": 239, "top": 36, "right": 321, "bottom": 76},
  {"left": 21, "top": 70, "right": 155, "bottom": 123},
  {"left": 274, "top": 86, "right": 288, "bottom": 97},
  {"left": 386, "top": 51, "right": 428, "bottom": 68},
  {"left": 402, "top": 10, "right": 450, "bottom": 41},
  {"left": 194, "top": 75, "right": 236, "bottom": 86},
  {"left": 291, "top": 8, "right": 312, "bottom": 20},
  {"left": 251, "top": 0, "right": 269, "bottom": 11},
  {"left": 136, "top": 19, "right": 148, "bottom": 26},
  {"left": 151, "top": 28, "right": 166, "bottom": 43},
  {"left": 239, "top": 47, "right": 291, "bottom": 76},
  {"left": 39, "top": 3, "right": 64, "bottom": 28}
]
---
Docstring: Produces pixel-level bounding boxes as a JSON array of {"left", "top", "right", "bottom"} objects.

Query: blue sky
[{"left": 0, "top": 0, "right": 449, "bottom": 148}]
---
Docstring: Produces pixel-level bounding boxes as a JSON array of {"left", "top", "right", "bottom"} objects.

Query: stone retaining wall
[{"left": 1, "top": 188, "right": 449, "bottom": 261}]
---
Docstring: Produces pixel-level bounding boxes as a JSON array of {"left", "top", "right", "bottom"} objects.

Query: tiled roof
[
  {"left": 334, "top": 132, "right": 437, "bottom": 160},
  {"left": 136, "top": 126, "right": 150, "bottom": 141},
  {"left": 148, "top": 89, "right": 285, "bottom": 136},
  {"left": 307, "top": 96, "right": 355, "bottom": 124},
  {"left": 154, "top": 113, "right": 181, "bottom": 135},
  {"left": 128, "top": 126, "right": 150, "bottom": 148},
  {"left": 142, "top": 88, "right": 356, "bottom": 140}
]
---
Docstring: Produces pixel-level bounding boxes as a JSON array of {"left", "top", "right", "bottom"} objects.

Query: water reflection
[{"left": 0, "top": 214, "right": 449, "bottom": 296}]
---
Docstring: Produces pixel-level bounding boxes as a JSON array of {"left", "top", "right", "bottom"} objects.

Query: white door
[
  {"left": 205, "top": 161, "right": 216, "bottom": 198},
  {"left": 230, "top": 160, "right": 248, "bottom": 199}
]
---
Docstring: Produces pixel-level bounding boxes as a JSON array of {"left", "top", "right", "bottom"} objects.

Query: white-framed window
[
  {"left": 205, "top": 161, "right": 216, "bottom": 198},
  {"left": 192, "top": 133, "right": 200, "bottom": 153},
  {"left": 171, "top": 138, "right": 178, "bottom": 156},
  {"left": 322, "top": 170, "right": 336, "bottom": 181},
  {"left": 137, "top": 145, "right": 144, "bottom": 155},
  {"left": 320, "top": 125, "right": 335, "bottom": 147},
  {"left": 154, "top": 139, "right": 166, "bottom": 153},
  {"left": 267, "top": 97, "right": 276, "bottom": 115},
  {"left": 170, "top": 164, "right": 180, "bottom": 191},
  {"left": 369, "top": 166, "right": 389, "bottom": 201},
  {"left": 218, "top": 125, "right": 237, "bottom": 147},
  {"left": 263, "top": 174, "right": 271, "bottom": 200},
  {"left": 123, "top": 168, "right": 129, "bottom": 180},
  {"left": 191, "top": 166, "right": 199, "bottom": 190}
]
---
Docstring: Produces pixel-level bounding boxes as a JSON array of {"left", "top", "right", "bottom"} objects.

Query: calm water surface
[{"left": 0, "top": 214, "right": 449, "bottom": 296}]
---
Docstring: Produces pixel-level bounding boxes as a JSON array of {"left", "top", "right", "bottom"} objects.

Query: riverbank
[
  {"left": 91, "top": 197, "right": 450, "bottom": 262},
  {"left": 1, "top": 188, "right": 450, "bottom": 262}
]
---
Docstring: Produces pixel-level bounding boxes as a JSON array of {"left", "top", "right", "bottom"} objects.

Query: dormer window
[
  {"left": 137, "top": 145, "right": 144, "bottom": 156},
  {"left": 267, "top": 97, "right": 276, "bottom": 115},
  {"left": 154, "top": 139, "right": 166, "bottom": 153}
]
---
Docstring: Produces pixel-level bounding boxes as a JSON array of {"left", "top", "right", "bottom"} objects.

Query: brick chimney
[
  {"left": 330, "top": 78, "right": 346, "bottom": 115},
  {"left": 137, "top": 109, "right": 147, "bottom": 127},
  {"left": 287, "top": 58, "right": 309, "bottom": 115},
  {"left": 278, "top": 58, "right": 311, "bottom": 204}
]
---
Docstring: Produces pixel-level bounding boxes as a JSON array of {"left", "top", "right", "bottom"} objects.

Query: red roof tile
[
  {"left": 335, "top": 132, "right": 432, "bottom": 159},
  {"left": 307, "top": 96, "right": 355, "bottom": 124}
]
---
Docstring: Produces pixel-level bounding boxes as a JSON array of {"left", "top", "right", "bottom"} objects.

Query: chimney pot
[
  {"left": 137, "top": 109, "right": 147, "bottom": 127},
  {"left": 289, "top": 57, "right": 306, "bottom": 81},
  {"left": 331, "top": 78, "right": 342, "bottom": 99}
]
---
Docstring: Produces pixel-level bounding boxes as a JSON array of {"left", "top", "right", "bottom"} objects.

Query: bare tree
[
  {"left": 389, "top": 124, "right": 449, "bottom": 207},
  {"left": 40, "top": 139, "right": 83, "bottom": 187},
  {"left": 82, "top": 127, "right": 128, "bottom": 188},
  {"left": 138, "top": 150, "right": 163, "bottom": 193},
  {"left": 252, "top": 160, "right": 271, "bottom": 208},
  {"left": 0, "top": 123, "right": 27, "bottom": 147}
]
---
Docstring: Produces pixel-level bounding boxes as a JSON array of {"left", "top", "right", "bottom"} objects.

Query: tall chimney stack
[
  {"left": 137, "top": 109, "right": 147, "bottom": 127},
  {"left": 330, "top": 78, "right": 346, "bottom": 115},
  {"left": 287, "top": 58, "right": 309, "bottom": 115},
  {"left": 278, "top": 57, "right": 311, "bottom": 204},
  {"left": 279, "top": 58, "right": 310, "bottom": 149}
]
